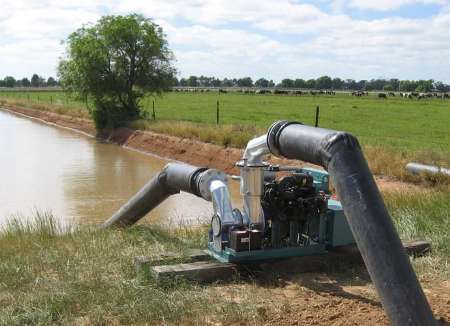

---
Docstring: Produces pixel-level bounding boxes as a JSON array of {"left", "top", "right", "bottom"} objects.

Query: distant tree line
[
  {"left": 2, "top": 73, "right": 450, "bottom": 93},
  {"left": 0, "top": 74, "right": 58, "bottom": 88},
  {"left": 174, "top": 76, "right": 450, "bottom": 92}
]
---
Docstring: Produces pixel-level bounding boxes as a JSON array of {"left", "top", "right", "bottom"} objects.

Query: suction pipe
[{"left": 103, "top": 163, "right": 233, "bottom": 228}]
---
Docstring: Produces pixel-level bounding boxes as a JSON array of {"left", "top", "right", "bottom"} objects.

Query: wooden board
[
  {"left": 134, "top": 249, "right": 211, "bottom": 274},
  {"left": 151, "top": 261, "right": 237, "bottom": 283},
  {"left": 136, "top": 239, "right": 431, "bottom": 283},
  {"left": 402, "top": 240, "right": 431, "bottom": 256}
]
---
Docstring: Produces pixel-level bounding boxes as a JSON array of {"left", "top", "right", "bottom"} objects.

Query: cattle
[
  {"left": 256, "top": 89, "right": 270, "bottom": 94},
  {"left": 274, "top": 89, "right": 288, "bottom": 95},
  {"left": 378, "top": 93, "right": 387, "bottom": 99},
  {"left": 219, "top": 89, "right": 227, "bottom": 94},
  {"left": 388, "top": 92, "right": 395, "bottom": 97}
]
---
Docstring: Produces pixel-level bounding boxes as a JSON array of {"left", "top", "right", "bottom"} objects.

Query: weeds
[{"left": 384, "top": 190, "right": 450, "bottom": 279}]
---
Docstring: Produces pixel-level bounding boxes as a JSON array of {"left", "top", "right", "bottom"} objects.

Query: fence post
[
  {"left": 152, "top": 100, "right": 156, "bottom": 120},
  {"left": 315, "top": 105, "right": 320, "bottom": 127},
  {"left": 216, "top": 100, "right": 220, "bottom": 125},
  {"left": 50, "top": 96, "right": 53, "bottom": 104}
]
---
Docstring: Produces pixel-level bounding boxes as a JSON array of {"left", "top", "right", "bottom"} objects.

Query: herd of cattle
[
  {"left": 172, "top": 87, "right": 449, "bottom": 99},
  {"left": 376, "top": 92, "right": 450, "bottom": 99}
]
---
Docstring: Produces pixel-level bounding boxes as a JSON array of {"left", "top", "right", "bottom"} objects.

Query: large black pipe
[
  {"left": 102, "top": 163, "right": 207, "bottom": 228},
  {"left": 267, "top": 121, "right": 436, "bottom": 326}
]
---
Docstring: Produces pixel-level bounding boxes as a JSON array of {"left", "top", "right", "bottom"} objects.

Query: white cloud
[
  {"left": 0, "top": 0, "right": 450, "bottom": 82},
  {"left": 348, "top": 0, "right": 447, "bottom": 11}
]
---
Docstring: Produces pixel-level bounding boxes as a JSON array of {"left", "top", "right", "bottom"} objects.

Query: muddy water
[{"left": 0, "top": 109, "right": 241, "bottom": 227}]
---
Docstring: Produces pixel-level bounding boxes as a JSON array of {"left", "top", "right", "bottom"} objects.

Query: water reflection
[{"left": 0, "top": 109, "right": 241, "bottom": 227}]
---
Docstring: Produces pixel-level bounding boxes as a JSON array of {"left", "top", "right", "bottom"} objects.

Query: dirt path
[{"left": 260, "top": 275, "right": 449, "bottom": 325}]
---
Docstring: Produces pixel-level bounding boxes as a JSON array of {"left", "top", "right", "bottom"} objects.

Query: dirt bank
[{"left": 1, "top": 105, "right": 422, "bottom": 192}]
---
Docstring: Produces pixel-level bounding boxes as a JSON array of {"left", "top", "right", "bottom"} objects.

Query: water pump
[
  {"left": 206, "top": 135, "right": 354, "bottom": 262},
  {"left": 104, "top": 120, "right": 436, "bottom": 325}
]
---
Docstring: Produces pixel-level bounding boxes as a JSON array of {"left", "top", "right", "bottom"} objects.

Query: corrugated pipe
[{"left": 266, "top": 121, "right": 436, "bottom": 326}]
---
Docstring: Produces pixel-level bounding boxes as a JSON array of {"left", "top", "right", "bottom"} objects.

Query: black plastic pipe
[
  {"left": 267, "top": 121, "right": 436, "bottom": 326},
  {"left": 102, "top": 163, "right": 207, "bottom": 228}
]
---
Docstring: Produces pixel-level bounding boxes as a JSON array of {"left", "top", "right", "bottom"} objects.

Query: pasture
[{"left": 1, "top": 89, "right": 449, "bottom": 161}]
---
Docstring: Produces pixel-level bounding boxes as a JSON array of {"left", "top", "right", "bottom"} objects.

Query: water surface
[{"left": 0, "top": 109, "right": 240, "bottom": 227}]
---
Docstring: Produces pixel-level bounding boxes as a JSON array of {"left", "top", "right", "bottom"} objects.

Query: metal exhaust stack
[
  {"left": 266, "top": 121, "right": 435, "bottom": 326},
  {"left": 103, "top": 163, "right": 230, "bottom": 228}
]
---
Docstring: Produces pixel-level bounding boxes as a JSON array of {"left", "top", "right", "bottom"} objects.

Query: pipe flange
[
  {"left": 267, "top": 120, "right": 303, "bottom": 157},
  {"left": 197, "top": 169, "right": 228, "bottom": 201},
  {"left": 235, "top": 160, "right": 269, "bottom": 168}
]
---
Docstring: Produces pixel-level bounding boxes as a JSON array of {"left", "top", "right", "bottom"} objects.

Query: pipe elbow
[
  {"left": 319, "top": 131, "right": 362, "bottom": 169},
  {"left": 266, "top": 120, "right": 361, "bottom": 170}
]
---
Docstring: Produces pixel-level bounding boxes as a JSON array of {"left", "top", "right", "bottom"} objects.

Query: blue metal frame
[{"left": 207, "top": 243, "right": 327, "bottom": 263}]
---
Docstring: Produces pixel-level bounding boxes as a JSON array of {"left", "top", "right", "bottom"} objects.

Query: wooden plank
[
  {"left": 151, "top": 261, "right": 237, "bottom": 283},
  {"left": 134, "top": 249, "right": 210, "bottom": 268},
  {"left": 136, "top": 239, "right": 431, "bottom": 282},
  {"left": 402, "top": 240, "right": 431, "bottom": 257}
]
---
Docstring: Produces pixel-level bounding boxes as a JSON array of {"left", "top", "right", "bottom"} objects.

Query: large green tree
[{"left": 58, "top": 14, "right": 175, "bottom": 130}]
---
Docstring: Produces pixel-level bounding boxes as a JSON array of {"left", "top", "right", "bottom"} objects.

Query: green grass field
[{"left": 1, "top": 90, "right": 449, "bottom": 157}]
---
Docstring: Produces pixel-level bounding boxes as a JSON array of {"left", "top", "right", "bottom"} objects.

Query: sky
[{"left": 0, "top": 0, "right": 449, "bottom": 83}]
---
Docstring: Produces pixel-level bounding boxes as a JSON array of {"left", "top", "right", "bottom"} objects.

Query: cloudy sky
[{"left": 1, "top": 0, "right": 449, "bottom": 82}]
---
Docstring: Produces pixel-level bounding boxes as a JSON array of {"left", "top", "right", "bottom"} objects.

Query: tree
[
  {"left": 47, "top": 77, "right": 58, "bottom": 87},
  {"left": 294, "top": 78, "right": 307, "bottom": 89},
  {"left": 315, "top": 76, "right": 332, "bottom": 89},
  {"left": 31, "top": 74, "right": 41, "bottom": 87},
  {"left": 4, "top": 76, "right": 16, "bottom": 88},
  {"left": 21, "top": 78, "right": 31, "bottom": 87},
  {"left": 58, "top": 14, "right": 175, "bottom": 130},
  {"left": 237, "top": 77, "right": 253, "bottom": 87},
  {"left": 416, "top": 80, "right": 433, "bottom": 93},
  {"left": 281, "top": 78, "right": 294, "bottom": 88},
  {"left": 306, "top": 79, "right": 316, "bottom": 89},
  {"left": 383, "top": 84, "right": 394, "bottom": 91},
  {"left": 187, "top": 76, "right": 199, "bottom": 87},
  {"left": 255, "top": 78, "right": 269, "bottom": 88},
  {"left": 222, "top": 78, "right": 234, "bottom": 87},
  {"left": 331, "top": 78, "right": 343, "bottom": 90}
]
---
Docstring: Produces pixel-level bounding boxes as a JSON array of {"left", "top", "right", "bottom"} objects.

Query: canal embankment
[{"left": 0, "top": 103, "right": 440, "bottom": 194}]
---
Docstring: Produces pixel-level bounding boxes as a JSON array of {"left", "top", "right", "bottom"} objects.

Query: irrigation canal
[{"left": 0, "top": 109, "right": 241, "bottom": 227}]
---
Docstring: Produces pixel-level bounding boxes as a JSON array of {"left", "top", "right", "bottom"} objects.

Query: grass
[
  {"left": 1, "top": 90, "right": 449, "bottom": 155},
  {"left": 0, "top": 214, "right": 271, "bottom": 325},
  {"left": 384, "top": 190, "right": 450, "bottom": 279},
  {"left": 0, "top": 189, "right": 448, "bottom": 324}
]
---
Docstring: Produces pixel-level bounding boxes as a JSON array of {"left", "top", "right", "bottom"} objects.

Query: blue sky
[{"left": 0, "top": 0, "right": 449, "bottom": 82}]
